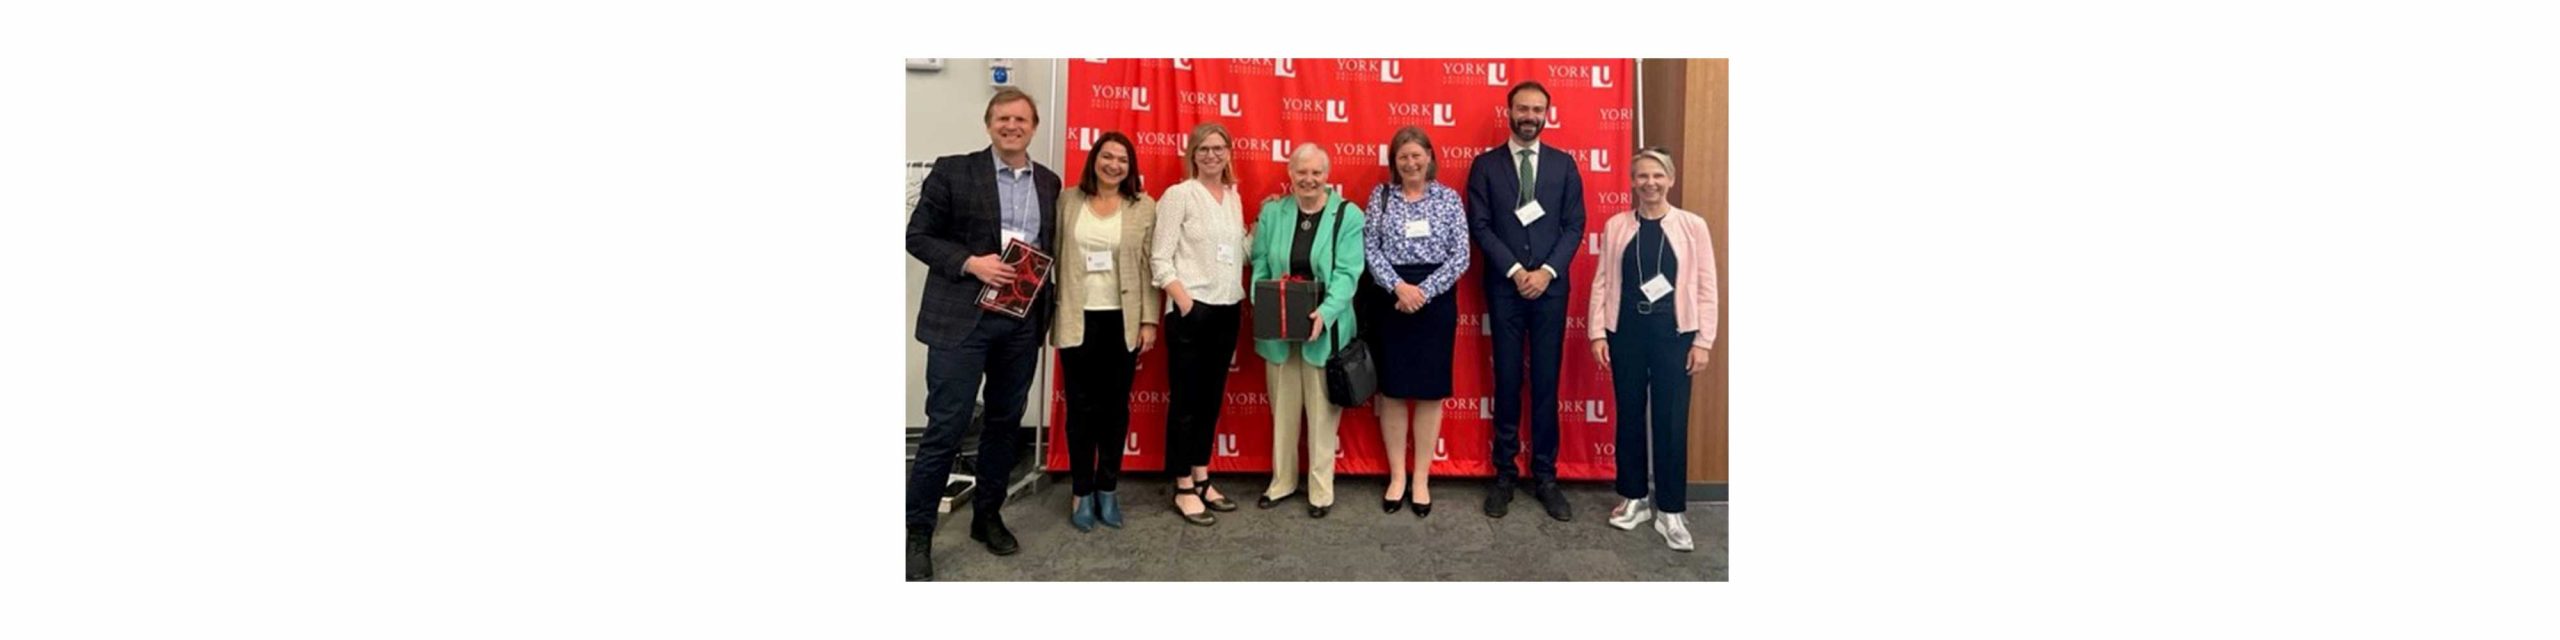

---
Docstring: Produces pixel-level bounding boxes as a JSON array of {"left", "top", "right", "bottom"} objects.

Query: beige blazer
[{"left": 1050, "top": 188, "right": 1161, "bottom": 350}]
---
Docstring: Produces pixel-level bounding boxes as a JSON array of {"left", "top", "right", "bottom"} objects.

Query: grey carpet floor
[{"left": 920, "top": 476, "right": 1726, "bottom": 581}]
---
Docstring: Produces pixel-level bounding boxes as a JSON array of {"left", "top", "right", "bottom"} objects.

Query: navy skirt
[{"left": 1369, "top": 263, "right": 1457, "bottom": 399}]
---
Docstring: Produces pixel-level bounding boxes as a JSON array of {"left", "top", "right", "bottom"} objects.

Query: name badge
[
  {"left": 1086, "top": 251, "right": 1114, "bottom": 272},
  {"left": 1000, "top": 229, "right": 1026, "bottom": 248},
  {"left": 1402, "top": 219, "right": 1432, "bottom": 239},
  {"left": 1514, "top": 201, "right": 1547, "bottom": 226},
  {"left": 1215, "top": 243, "right": 1238, "bottom": 266},
  {"left": 1641, "top": 274, "right": 1673, "bottom": 303}
]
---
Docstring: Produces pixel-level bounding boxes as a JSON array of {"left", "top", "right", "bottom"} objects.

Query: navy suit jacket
[
  {"left": 905, "top": 146, "right": 1062, "bottom": 349},
  {"left": 1464, "top": 142, "right": 1585, "bottom": 295}
]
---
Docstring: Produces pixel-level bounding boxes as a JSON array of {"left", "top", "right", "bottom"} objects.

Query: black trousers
[
  {"left": 1607, "top": 311, "right": 1694, "bottom": 513},
  {"left": 1487, "top": 284, "right": 1567, "bottom": 486},
  {"left": 1059, "top": 310, "right": 1136, "bottom": 495},
  {"left": 1161, "top": 302, "right": 1239, "bottom": 473},
  {"left": 906, "top": 311, "right": 1042, "bottom": 533}
]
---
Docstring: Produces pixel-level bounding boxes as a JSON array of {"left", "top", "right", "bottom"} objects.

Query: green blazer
[{"left": 1250, "top": 192, "right": 1366, "bottom": 365}]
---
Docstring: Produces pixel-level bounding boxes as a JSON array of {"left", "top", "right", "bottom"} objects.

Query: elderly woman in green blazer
[{"left": 1250, "top": 143, "right": 1366, "bottom": 518}]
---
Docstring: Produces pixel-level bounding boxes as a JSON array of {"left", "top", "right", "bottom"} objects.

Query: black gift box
[{"left": 1251, "top": 279, "right": 1322, "bottom": 341}]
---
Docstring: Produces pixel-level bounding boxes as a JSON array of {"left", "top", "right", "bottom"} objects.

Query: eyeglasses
[{"left": 1194, "top": 145, "right": 1230, "bottom": 154}]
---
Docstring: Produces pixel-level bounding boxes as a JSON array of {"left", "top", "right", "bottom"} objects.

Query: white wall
[{"left": 903, "top": 59, "right": 1063, "bottom": 428}]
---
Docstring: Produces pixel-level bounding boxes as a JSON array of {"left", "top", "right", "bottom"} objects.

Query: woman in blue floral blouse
[{"left": 1361, "top": 125, "right": 1471, "bottom": 518}]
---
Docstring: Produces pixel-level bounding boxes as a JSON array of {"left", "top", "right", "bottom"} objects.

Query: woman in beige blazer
[{"left": 1050, "top": 132, "right": 1160, "bottom": 532}]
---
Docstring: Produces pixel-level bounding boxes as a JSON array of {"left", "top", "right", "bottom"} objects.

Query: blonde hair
[
  {"left": 1184, "top": 121, "right": 1238, "bottom": 185},
  {"left": 1632, "top": 146, "right": 1676, "bottom": 176}
]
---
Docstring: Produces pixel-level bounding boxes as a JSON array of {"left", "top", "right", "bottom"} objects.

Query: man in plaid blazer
[{"left": 903, "top": 87, "right": 1060, "bottom": 582}]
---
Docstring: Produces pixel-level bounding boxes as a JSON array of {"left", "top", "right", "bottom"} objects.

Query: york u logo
[
  {"left": 1588, "top": 149, "right": 1610, "bottom": 172},
  {"left": 1130, "top": 87, "right": 1152, "bottom": 111},
  {"left": 1432, "top": 437, "right": 1450, "bottom": 461},
  {"left": 1377, "top": 144, "right": 1390, "bottom": 167},
  {"left": 1270, "top": 138, "right": 1292, "bottom": 163},
  {"left": 1275, "top": 58, "right": 1296, "bottom": 78},
  {"left": 1072, "top": 127, "right": 1100, "bottom": 152},
  {"left": 1124, "top": 431, "right": 1143, "bottom": 455},
  {"left": 1486, "top": 62, "right": 1509, "bottom": 86},
  {"left": 1582, "top": 400, "right": 1609, "bottom": 423},
  {"left": 1174, "top": 58, "right": 1192, "bottom": 70},
  {"left": 1216, "top": 433, "right": 1239, "bottom": 457},
  {"left": 1323, "top": 99, "right": 1349, "bottom": 123},
  {"left": 1219, "top": 93, "right": 1243, "bottom": 117},
  {"left": 1477, "top": 396, "right": 1494, "bottom": 419},
  {"left": 1380, "top": 60, "right": 1403, "bottom": 83},
  {"left": 1588, "top": 232, "right": 1604, "bottom": 256},
  {"left": 1431, "top": 103, "right": 1456, "bottom": 127},
  {"left": 1544, "top": 106, "right": 1562, "bottom": 130},
  {"left": 1591, "top": 65, "right": 1615, "bottom": 88}
]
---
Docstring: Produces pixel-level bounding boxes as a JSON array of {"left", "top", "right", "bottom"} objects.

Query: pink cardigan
[{"left": 1586, "top": 207, "right": 1720, "bottom": 350}]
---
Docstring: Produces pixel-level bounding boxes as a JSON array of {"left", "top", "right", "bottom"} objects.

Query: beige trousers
[{"left": 1263, "top": 352, "right": 1340, "bottom": 507}]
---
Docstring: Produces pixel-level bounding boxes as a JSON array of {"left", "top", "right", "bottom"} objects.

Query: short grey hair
[{"left": 1289, "top": 142, "right": 1330, "bottom": 173}]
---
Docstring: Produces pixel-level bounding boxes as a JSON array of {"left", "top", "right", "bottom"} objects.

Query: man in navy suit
[
  {"left": 1465, "top": 81, "right": 1584, "bottom": 522},
  {"left": 903, "top": 87, "right": 1061, "bottom": 581}
]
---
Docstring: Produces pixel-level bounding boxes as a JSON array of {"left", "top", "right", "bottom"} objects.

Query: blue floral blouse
[{"left": 1362, "top": 181, "right": 1471, "bottom": 299}]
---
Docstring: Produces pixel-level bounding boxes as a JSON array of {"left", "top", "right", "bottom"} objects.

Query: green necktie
[{"left": 1516, "top": 148, "right": 1537, "bottom": 209}]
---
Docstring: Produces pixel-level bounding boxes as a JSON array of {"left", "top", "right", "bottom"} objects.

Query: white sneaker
[
  {"left": 1654, "top": 512, "right": 1695, "bottom": 552},
  {"left": 1607, "top": 497, "right": 1653, "bottom": 530}
]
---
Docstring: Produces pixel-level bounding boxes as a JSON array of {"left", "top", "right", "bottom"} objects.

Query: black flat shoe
[
  {"left": 1198, "top": 482, "right": 1239, "bottom": 512},
  {"left": 1383, "top": 492, "right": 1405, "bottom": 514},
  {"left": 1411, "top": 501, "right": 1433, "bottom": 518},
  {"left": 1308, "top": 503, "right": 1331, "bottom": 519},
  {"left": 1172, "top": 484, "right": 1217, "bottom": 527},
  {"left": 1258, "top": 492, "right": 1295, "bottom": 509}
]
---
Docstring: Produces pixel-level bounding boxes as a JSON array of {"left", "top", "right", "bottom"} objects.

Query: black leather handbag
[{"left": 1322, "top": 200, "right": 1378, "bottom": 407}]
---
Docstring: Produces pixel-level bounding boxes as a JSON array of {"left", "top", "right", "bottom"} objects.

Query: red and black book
[{"left": 975, "top": 238, "right": 1052, "bottom": 319}]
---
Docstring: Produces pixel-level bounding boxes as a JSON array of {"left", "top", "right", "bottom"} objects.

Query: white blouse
[
  {"left": 1148, "top": 179, "right": 1248, "bottom": 306},
  {"left": 1076, "top": 203, "right": 1122, "bottom": 311}
]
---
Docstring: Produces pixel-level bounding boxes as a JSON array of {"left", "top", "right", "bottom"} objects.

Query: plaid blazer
[{"left": 905, "top": 146, "right": 1062, "bottom": 349}]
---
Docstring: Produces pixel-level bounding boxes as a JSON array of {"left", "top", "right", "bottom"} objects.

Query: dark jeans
[
  {"left": 1060, "top": 310, "right": 1135, "bottom": 495},
  {"left": 1606, "top": 313, "right": 1694, "bottom": 513},
  {"left": 1487, "top": 283, "right": 1567, "bottom": 486},
  {"left": 1161, "top": 301, "right": 1239, "bottom": 474},
  {"left": 906, "top": 312, "right": 1043, "bottom": 533}
]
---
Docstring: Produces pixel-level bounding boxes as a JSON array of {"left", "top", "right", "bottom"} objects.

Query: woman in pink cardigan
[{"left": 1584, "top": 147, "right": 1717, "bottom": 552}]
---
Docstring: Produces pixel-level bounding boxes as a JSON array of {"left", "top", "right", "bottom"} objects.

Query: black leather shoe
[
  {"left": 1484, "top": 481, "right": 1514, "bottom": 518},
  {"left": 1534, "top": 480, "right": 1572, "bottom": 522},
  {"left": 1308, "top": 503, "right": 1331, "bottom": 519},
  {"left": 1199, "top": 482, "right": 1239, "bottom": 512},
  {"left": 1411, "top": 501, "right": 1432, "bottom": 518},
  {"left": 905, "top": 530, "right": 934, "bottom": 582},
  {"left": 1258, "top": 492, "right": 1294, "bottom": 509},
  {"left": 1383, "top": 491, "right": 1405, "bottom": 514},
  {"left": 969, "top": 513, "right": 1020, "bottom": 556}
]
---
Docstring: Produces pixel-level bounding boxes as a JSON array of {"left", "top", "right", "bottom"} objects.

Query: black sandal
[
  {"left": 1172, "top": 482, "right": 1217, "bottom": 527},
  {"left": 1198, "top": 481, "right": 1239, "bottom": 512}
]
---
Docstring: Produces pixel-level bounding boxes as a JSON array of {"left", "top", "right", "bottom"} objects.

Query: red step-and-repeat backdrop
[{"left": 1045, "top": 58, "right": 1636, "bottom": 480}]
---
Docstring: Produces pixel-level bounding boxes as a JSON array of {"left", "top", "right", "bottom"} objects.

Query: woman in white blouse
[{"left": 1149, "top": 121, "right": 1247, "bottom": 526}]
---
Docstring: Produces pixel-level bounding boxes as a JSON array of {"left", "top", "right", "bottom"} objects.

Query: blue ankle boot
[
  {"left": 1095, "top": 490, "right": 1123, "bottom": 529},
  {"left": 1070, "top": 494, "right": 1098, "bottom": 532}
]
